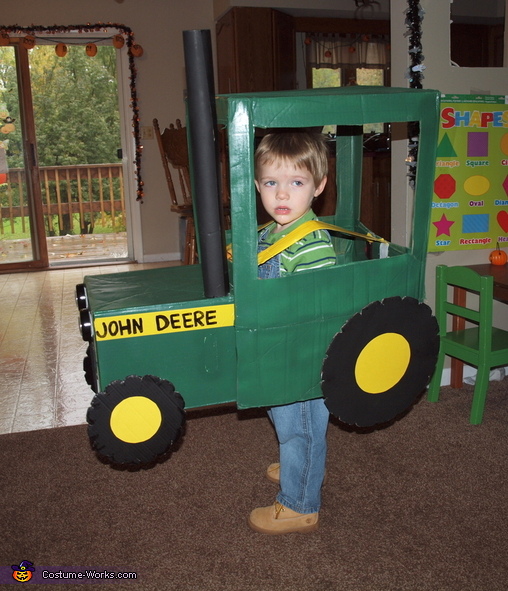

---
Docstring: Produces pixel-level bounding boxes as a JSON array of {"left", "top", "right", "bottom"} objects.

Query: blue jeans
[{"left": 268, "top": 398, "right": 329, "bottom": 514}]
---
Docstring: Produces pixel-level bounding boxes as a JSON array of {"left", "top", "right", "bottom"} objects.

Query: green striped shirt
[{"left": 259, "top": 210, "right": 336, "bottom": 275}]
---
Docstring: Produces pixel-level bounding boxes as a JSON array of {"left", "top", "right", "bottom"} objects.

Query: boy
[{"left": 249, "top": 132, "right": 335, "bottom": 534}]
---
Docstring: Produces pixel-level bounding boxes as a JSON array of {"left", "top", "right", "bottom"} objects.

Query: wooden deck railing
[{"left": 0, "top": 163, "right": 125, "bottom": 235}]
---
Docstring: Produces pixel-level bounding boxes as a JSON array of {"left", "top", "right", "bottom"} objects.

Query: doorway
[{"left": 0, "top": 30, "right": 140, "bottom": 271}]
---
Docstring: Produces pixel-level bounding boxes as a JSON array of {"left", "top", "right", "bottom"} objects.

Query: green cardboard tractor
[{"left": 77, "top": 65, "right": 440, "bottom": 466}]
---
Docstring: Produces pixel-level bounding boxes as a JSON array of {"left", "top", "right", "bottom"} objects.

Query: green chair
[{"left": 428, "top": 264, "right": 508, "bottom": 424}]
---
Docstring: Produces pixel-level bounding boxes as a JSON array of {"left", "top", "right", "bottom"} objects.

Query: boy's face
[{"left": 255, "top": 159, "right": 327, "bottom": 232}]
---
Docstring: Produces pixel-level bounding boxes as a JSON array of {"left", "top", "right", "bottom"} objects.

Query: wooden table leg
[{"left": 450, "top": 285, "right": 466, "bottom": 388}]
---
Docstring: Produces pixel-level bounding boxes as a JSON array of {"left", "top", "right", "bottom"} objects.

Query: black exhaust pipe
[{"left": 183, "top": 29, "right": 229, "bottom": 298}]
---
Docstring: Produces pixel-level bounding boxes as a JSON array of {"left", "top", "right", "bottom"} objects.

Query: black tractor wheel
[
  {"left": 87, "top": 375, "right": 185, "bottom": 466},
  {"left": 322, "top": 296, "right": 439, "bottom": 427}
]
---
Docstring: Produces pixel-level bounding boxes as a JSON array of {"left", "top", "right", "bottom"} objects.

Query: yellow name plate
[{"left": 94, "top": 304, "right": 235, "bottom": 341}]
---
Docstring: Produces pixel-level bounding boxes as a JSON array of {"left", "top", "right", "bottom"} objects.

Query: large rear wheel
[{"left": 322, "top": 297, "right": 439, "bottom": 427}]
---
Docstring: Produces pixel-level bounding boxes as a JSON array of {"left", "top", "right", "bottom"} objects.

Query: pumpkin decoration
[
  {"left": 489, "top": 242, "right": 507, "bottom": 266},
  {"left": 86, "top": 43, "right": 97, "bottom": 57},
  {"left": 130, "top": 44, "right": 144, "bottom": 57},
  {"left": 0, "top": 32, "right": 10, "bottom": 46},
  {"left": 55, "top": 43, "right": 68, "bottom": 57},
  {"left": 113, "top": 34, "right": 124, "bottom": 49},
  {"left": 22, "top": 35, "right": 36, "bottom": 49}
]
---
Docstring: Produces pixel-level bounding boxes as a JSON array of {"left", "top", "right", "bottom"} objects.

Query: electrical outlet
[{"left": 140, "top": 126, "right": 154, "bottom": 140}]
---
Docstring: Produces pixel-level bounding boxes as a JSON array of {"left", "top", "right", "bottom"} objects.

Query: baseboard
[{"left": 440, "top": 365, "right": 508, "bottom": 386}]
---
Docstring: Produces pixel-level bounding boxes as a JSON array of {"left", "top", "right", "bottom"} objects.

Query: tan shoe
[{"left": 248, "top": 502, "right": 318, "bottom": 535}]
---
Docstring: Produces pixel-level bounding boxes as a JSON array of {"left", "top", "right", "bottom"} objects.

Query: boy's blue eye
[
  {"left": 265, "top": 180, "right": 276, "bottom": 187},
  {"left": 293, "top": 180, "right": 303, "bottom": 186}
]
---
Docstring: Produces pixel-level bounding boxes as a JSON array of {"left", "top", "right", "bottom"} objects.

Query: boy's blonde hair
[{"left": 255, "top": 131, "right": 329, "bottom": 186}]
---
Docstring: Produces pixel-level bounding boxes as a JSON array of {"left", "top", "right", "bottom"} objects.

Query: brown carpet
[{"left": 2, "top": 379, "right": 508, "bottom": 591}]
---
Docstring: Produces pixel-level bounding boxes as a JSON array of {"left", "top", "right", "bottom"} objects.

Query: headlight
[
  {"left": 79, "top": 309, "right": 94, "bottom": 342},
  {"left": 75, "top": 283, "right": 89, "bottom": 311}
]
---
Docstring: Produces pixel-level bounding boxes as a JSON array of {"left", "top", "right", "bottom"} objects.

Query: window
[
  {"left": 306, "top": 33, "right": 389, "bottom": 76},
  {"left": 307, "top": 33, "right": 389, "bottom": 135}
]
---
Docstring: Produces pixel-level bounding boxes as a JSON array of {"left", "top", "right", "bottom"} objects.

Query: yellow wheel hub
[
  {"left": 355, "top": 333, "right": 411, "bottom": 394},
  {"left": 110, "top": 396, "right": 162, "bottom": 443}
]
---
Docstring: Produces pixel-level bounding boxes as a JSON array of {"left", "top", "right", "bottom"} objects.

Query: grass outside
[{"left": 1, "top": 214, "right": 126, "bottom": 240}]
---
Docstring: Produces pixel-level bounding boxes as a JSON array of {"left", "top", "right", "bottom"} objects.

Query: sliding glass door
[
  {"left": 0, "top": 42, "right": 48, "bottom": 269},
  {"left": 1, "top": 34, "right": 133, "bottom": 271}
]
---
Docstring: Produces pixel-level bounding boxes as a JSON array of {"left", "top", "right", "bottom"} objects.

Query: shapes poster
[{"left": 428, "top": 94, "right": 508, "bottom": 252}]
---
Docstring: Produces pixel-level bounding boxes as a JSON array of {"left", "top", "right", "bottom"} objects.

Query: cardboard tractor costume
[{"left": 78, "top": 83, "right": 441, "bottom": 467}]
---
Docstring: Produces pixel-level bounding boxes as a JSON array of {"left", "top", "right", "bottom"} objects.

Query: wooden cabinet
[{"left": 216, "top": 7, "right": 295, "bottom": 94}]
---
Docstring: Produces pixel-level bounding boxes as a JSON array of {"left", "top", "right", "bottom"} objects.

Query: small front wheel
[{"left": 87, "top": 375, "right": 185, "bottom": 466}]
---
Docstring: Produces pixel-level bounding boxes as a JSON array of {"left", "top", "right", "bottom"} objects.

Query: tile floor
[{"left": 0, "top": 261, "right": 177, "bottom": 435}]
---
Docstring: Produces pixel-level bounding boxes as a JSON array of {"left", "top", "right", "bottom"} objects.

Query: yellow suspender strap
[{"left": 257, "top": 220, "right": 388, "bottom": 266}]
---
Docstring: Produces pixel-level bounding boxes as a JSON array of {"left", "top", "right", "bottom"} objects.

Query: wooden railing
[{"left": 0, "top": 163, "right": 125, "bottom": 236}]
